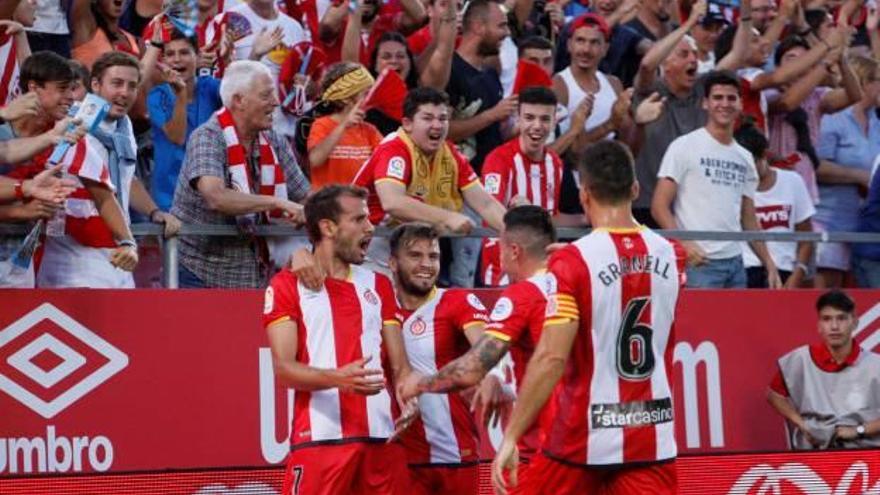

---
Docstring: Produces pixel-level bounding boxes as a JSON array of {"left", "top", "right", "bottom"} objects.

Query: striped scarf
[{"left": 0, "top": 33, "right": 20, "bottom": 107}]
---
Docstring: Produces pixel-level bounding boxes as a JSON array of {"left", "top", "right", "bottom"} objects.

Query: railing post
[{"left": 163, "top": 236, "right": 179, "bottom": 289}]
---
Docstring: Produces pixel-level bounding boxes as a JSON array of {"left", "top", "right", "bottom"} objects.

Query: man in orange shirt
[{"left": 307, "top": 62, "right": 383, "bottom": 188}]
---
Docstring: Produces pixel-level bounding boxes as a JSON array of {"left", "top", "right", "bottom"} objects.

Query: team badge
[
  {"left": 622, "top": 237, "right": 634, "bottom": 250},
  {"left": 363, "top": 289, "right": 379, "bottom": 305},
  {"left": 466, "top": 293, "right": 486, "bottom": 311},
  {"left": 490, "top": 297, "right": 513, "bottom": 321},
  {"left": 387, "top": 157, "right": 406, "bottom": 180},
  {"left": 410, "top": 317, "right": 427, "bottom": 336},
  {"left": 263, "top": 287, "right": 274, "bottom": 315},
  {"left": 484, "top": 173, "right": 501, "bottom": 195}
]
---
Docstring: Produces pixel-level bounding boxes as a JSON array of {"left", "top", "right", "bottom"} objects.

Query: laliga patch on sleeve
[
  {"left": 263, "top": 286, "right": 275, "bottom": 315},
  {"left": 490, "top": 297, "right": 514, "bottom": 322},
  {"left": 387, "top": 156, "right": 406, "bottom": 180},
  {"left": 484, "top": 173, "right": 501, "bottom": 195},
  {"left": 467, "top": 293, "right": 487, "bottom": 311}
]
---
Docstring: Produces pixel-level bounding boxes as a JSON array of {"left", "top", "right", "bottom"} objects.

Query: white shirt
[
  {"left": 30, "top": 0, "right": 69, "bottom": 35},
  {"left": 219, "top": 3, "right": 307, "bottom": 79},
  {"left": 743, "top": 169, "right": 815, "bottom": 271},
  {"left": 658, "top": 127, "right": 758, "bottom": 259}
]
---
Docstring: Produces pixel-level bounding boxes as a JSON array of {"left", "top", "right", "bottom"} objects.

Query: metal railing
[{"left": 5, "top": 223, "right": 880, "bottom": 288}]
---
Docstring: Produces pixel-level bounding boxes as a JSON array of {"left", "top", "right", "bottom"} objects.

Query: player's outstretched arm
[{"left": 267, "top": 319, "right": 386, "bottom": 393}]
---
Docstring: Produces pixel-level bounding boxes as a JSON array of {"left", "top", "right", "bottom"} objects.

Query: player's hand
[
  {"left": 110, "top": 245, "right": 139, "bottom": 272},
  {"left": 150, "top": 210, "right": 182, "bottom": 238},
  {"left": 440, "top": 212, "right": 474, "bottom": 234},
  {"left": 389, "top": 395, "right": 420, "bottom": 442},
  {"left": 682, "top": 240, "right": 707, "bottom": 267},
  {"left": 334, "top": 355, "right": 386, "bottom": 395},
  {"left": 634, "top": 92, "right": 666, "bottom": 125},
  {"left": 492, "top": 439, "right": 520, "bottom": 495},
  {"left": 24, "top": 164, "right": 76, "bottom": 205},
  {"left": 396, "top": 369, "right": 424, "bottom": 403},
  {"left": 0, "top": 92, "right": 41, "bottom": 122},
  {"left": 471, "top": 374, "right": 513, "bottom": 429},
  {"left": 289, "top": 247, "right": 325, "bottom": 290}
]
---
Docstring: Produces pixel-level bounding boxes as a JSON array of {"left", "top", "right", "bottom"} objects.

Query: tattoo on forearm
[{"left": 418, "top": 335, "right": 509, "bottom": 393}]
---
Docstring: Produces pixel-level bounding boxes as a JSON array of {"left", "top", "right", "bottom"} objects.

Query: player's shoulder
[
  {"left": 267, "top": 269, "right": 299, "bottom": 291},
  {"left": 442, "top": 288, "right": 490, "bottom": 313},
  {"left": 485, "top": 138, "right": 518, "bottom": 161}
]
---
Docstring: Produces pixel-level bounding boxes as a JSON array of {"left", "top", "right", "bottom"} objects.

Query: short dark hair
[
  {"left": 734, "top": 120, "right": 768, "bottom": 161},
  {"left": 804, "top": 8, "right": 828, "bottom": 35},
  {"left": 518, "top": 35, "right": 554, "bottom": 55},
  {"left": 503, "top": 205, "right": 556, "bottom": 257},
  {"left": 519, "top": 86, "right": 557, "bottom": 107},
  {"left": 774, "top": 35, "right": 810, "bottom": 66},
  {"left": 714, "top": 25, "right": 737, "bottom": 63},
  {"left": 403, "top": 87, "right": 449, "bottom": 119},
  {"left": 69, "top": 60, "right": 90, "bottom": 89},
  {"left": 462, "top": 0, "right": 496, "bottom": 33},
  {"left": 816, "top": 290, "right": 856, "bottom": 314},
  {"left": 91, "top": 51, "right": 142, "bottom": 85},
  {"left": 304, "top": 185, "right": 369, "bottom": 243},
  {"left": 578, "top": 140, "right": 636, "bottom": 205},
  {"left": 389, "top": 222, "right": 439, "bottom": 256},
  {"left": 19, "top": 51, "right": 76, "bottom": 93},
  {"left": 167, "top": 28, "right": 199, "bottom": 52},
  {"left": 703, "top": 70, "right": 741, "bottom": 97}
]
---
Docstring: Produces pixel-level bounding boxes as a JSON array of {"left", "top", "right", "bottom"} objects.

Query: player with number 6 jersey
[{"left": 493, "top": 141, "right": 686, "bottom": 495}]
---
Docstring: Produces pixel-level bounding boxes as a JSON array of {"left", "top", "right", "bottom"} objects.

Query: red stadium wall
[{"left": 0, "top": 289, "right": 879, "bottom": 485}]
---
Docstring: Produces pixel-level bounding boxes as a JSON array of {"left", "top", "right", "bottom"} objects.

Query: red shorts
[
  {"left": 512, "top": 452, "right": 677, "bottom": 495},
  {"left": 408, "top": 464, "right": 479, "bottom": 495},
  {"left": 281, "top": 442, "right": 409, "bottom": 495}
]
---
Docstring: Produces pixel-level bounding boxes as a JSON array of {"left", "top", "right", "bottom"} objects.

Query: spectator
[
  {"left": 352, "top": 87, "right": 505, "bottom": 276},
  {"left": 610, "top": 0, "right": 674, "bottom": 86},
  {"left": 70, "top": 0, "right": 140, "bottom": 69},
  {"left": 24, "top": 0, "right": 70, "bottom": 58},
  {"left": 592, "top": 0, "right": 651, "bottom": 88},
  {"left": 479, "top": 86, "right": 564, "bottom": 286},
  {"left": 0, "top": 17, "right": 31, "bottom": 107},
  {"left": 767, "top": 290, "right": 880, "bottom": 450},
  {"left": 68, "top": 60, "right": 90, "bottom": 101},
  {"left": 735, "top": 122, "right": 815, "bottom": 289},
  {"left": 853, "top": 155, "right": 880, "bottom": 288},
  {"left": 320, "top": 0, "right": 425, "bottom": 65},
  {"left": 365, "top": 32, "right": 419, "bottom": 135},
  {"left": 144, "top": 0, "right": 221, "bottom": 48},
  {"left": 120, "top": 0, "right": 162, "bottom": 39},
  {"left": 171, "top": 60, "right": 309, "bottom": 288},
  {"left": 692, "top": 3, "right": 728, "bottom": 74},
  {"left": 39, "top": 51, "right": 178, "bottom": 288},
  {"left": 651, "top": 71, "right": 780, "bottom": 289},
  {"left": 518, "top": 35, "right": 554, "bottom": 76},
  {"left": 306, "top": 62, "right": 382, "bottom": 188},
  {"left": 406, "top": 0, "right": 459, "bottom": 57},
  {"left": 446, "top": 0, "right": 513, "bottom": 171},
  {"left": 147, "top": 30, "right": 222, "bottom": 212},
  {"left": 814, "top": 54, "right": 878, "bottom": 288},
  {"left": 750, "top": 0, "right": 777, "bottom": 34}
]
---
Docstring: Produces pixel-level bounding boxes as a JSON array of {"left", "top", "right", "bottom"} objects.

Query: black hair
[
  {"left": 519, "top": 86, "right": 557, "bottom": 106},
  {"left": 68, "top": 60, "right": 90, "bottom": 89},
  {"left": 19, "top": 51, "right": 77, "bottom": 93},
  {"left": 518, "top": 35, "right": 554, "bottom": 55},
  {"left": 734, "top": 119, "right": 769, "bottom": 161},
  {"left": 403, "top": 87, "right": 449, "bottom": 119},
  {"left": 389, "top": 222, "right": 440, "bottom": 256},
  {"left": 167, "top": 28, "right": 199, "bottom": 52},
  {"left": 91, "top": 51, "right": 142, "bottom": 84},
  {"left": 714, "top": 24, "right": 738, "bottom": 63},
  {"left": 503, "top": 205, "right": 556, "bottom": 257},
  {"left": 816, "top": 290, "right": 856, "bottom": 314},
  {"left": 804, "top": 8, "right": 828, "bottom": 35},
  {"left": 578, "top": 140, "right": 636, "bottom": 205},
  {"left": 703, "top": 70, "right": 741, "bottom": 97},
  {"left": 304, "top": 185, "right": 369, "bottom": 243},
  {"left": 774, "top": 35, "right": 810, "bottom": 66},
  {"left": 369, "top": 31, "right": 419, "bottom": 89}
]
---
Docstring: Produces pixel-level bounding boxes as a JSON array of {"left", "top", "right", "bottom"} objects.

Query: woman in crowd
[
  {"left": 71, "top": 0, "right": 140, "bottom": 69},
  {"left": 366, "top": 32, "right": 420, "bottom": 134}
]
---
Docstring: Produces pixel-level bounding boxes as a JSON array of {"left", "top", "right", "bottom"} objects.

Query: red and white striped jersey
[
  {"left": 543, "top": 227, "right": 686, "bottom": 466},
  {"left": 262, "top": 267, "right": 400, "bottom": 448},
  {"left": 484, "top": 270, "right": 554, "bottom": 460},
  {"left": 398, "top": 288, "right": 489, "bottom": 464},
  {"left": 479, "top": 139, "right": 562, "bottom": 286},
  {"left": 0, "top": 34, "right": 21, "bottom": 107}
]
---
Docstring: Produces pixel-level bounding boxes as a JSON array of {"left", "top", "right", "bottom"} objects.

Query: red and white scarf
[
  {"left": 0, "top": 33, "right": 21, "bottom": 107},
  {"left": 216, "top": 107, "right": 288, "bottom": 224}
]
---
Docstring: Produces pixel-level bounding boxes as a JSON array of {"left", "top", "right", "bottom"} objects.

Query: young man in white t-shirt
[
  {"left": 651, "top": 70, "right": 780, "bottom": 289},
  {"left": 735, "top": 123, "right": 815, "bottom": 288}
]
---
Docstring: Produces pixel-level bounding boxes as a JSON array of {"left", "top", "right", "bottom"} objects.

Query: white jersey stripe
[
  {"left": 544, "top": 153, "right": 556, "bottom": 212},
  {"left": 301, "top": 283, "right": 343, "bottom": 441},
  {"left": 513, "top": 153, "right": 527, "bottom": 199}
]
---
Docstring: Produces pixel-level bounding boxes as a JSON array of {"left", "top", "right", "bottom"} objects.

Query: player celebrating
[
  {"left": 398, "top": 205, "right": 557, "bottom": 464},
  {"left": 388, "top": 222, "right": 491, "bottom": 494},
  {"left": 262, "top": 185, "right": 412, "bottom": 495},
  {"left": 492, "top": 141, "right": 686, "bottom": 495}
]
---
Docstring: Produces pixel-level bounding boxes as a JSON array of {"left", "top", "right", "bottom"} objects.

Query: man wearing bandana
[{"left": 172, "top": 60, "right": 309, "bottom": 288}]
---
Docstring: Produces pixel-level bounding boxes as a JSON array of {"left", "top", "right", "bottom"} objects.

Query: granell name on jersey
[
  {"left": 598, "top": 255, "right": 672, "bottom": 287},
  {"left": 590, "top": 398, "right": 674, "bottom": 429}
]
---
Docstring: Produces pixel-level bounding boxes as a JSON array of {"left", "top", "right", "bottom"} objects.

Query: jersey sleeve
[
  {"left": 306, "top": 116, "right": 335, "bottom": 152},
  {"left": 791, "top": 173, "right": 816, "bottom": 223},
  {"left": 371, "top": 139, "right": 412, "bottom": 187},
  {"left": 545, "top": 246, "right": 584, "bottom": 324},
  {"left": 481, "top": 148, "right": 511, "bottom": 204},
  {"left": 670, "top": 239, "right": 688, "bottom": 288},
  {"left": 485, "top": 285, "right": 534, "bottom": 343},
  {"left": 452, "top": 144, "right": 480, "bottom": 190},
  {"left": 769, "top": 368, "right": 789, "bottom": 397},
  {"left": 656, "top": 137, "right": 686, "bottom": 183},
  {"left": 262, "top": 271, "right": 302, "bottom": 328},
  {"left": 375, "top": 274, "right": 402, "bottom": 327},
  {"left": 448, "top": 290, "right": 490, "bottom": 333}
]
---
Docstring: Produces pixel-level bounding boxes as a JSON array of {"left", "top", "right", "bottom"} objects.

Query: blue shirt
[
  {"left": 816, "top": 106, "right": 880, "bottom": 232},
  {"left": 148, "top": 76, "right": 221, "bottom": 211},
  {"left": 854, "top": 161, "right": 880, "bottom": 260}
]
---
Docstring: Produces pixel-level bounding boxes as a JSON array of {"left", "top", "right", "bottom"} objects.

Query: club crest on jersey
[
  {"left": 467, "top": 293, "right": 486, "bottom": 311},
  {"left": 490, "top": 297, "right": 514, "bottom": 321},
  {"left": 363, "top": 289, "right": 379, "bottom": 305},
  {"left": 484, "top": 173, "right": 501, "bottom": 195},
  {"left": 263, "top": 287, "right": 274, "bottom": 315},
  {"left": 410, "top": 317, "right": 427, "bottom": 336},
  {"left": 622, "top": 236, "right": 634, "bottom": 250},
  {"left": 387, "top": 157, "right": 406, "bottom": 180}
]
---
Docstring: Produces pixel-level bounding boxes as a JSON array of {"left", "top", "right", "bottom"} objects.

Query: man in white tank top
[{"left": 552, "top": 13, "right": 633, "bottom": 153}]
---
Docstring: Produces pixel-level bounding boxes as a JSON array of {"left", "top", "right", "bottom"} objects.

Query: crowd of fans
[{"left": 0, "top": 0, "right": 879, "bottom": 290}]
